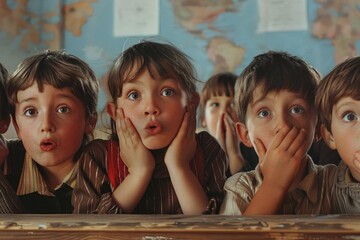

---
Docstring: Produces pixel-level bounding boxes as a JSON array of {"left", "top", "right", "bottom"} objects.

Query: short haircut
[
  {"left": 235, "top": 51, "right": 320, "bottom": 124},
  {"left": 6, "top": 50, "right": 99, "bottom": 143},
  {"left": 315, "top": 56, "right": 360, "bottom": 132},
  {"left": 199, "top": 72, "right": 237, "bottom": 123}
]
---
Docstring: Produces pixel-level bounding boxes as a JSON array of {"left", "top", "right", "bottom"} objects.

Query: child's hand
[
  {"left": 115, "top": 108, "right": 155, "bottom": 174},
  {"left": 164, "top": 94, "right": 199, "bottom": 169},
  {"left": 255, "top": 126, "right": 307, "bottom": 191},
  {"left": 216, "top": 113, "right": 244, "bottom": 174},
  {"left": 164, "top": 95, "right": 209, "bottom": 214},
  {"left": 0, "top": 137, "right": 8, "bottom": 166}
]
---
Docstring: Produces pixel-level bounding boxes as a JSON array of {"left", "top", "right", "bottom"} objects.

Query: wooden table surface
[{"left": 0, "top": 214, "right": 359, "bottom": 239}]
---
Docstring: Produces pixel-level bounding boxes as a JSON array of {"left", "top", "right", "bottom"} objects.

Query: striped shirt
[
  {"left": 220, "top": 157, "right": 360, "bottom": 215},
  {"left": 72, "top": 131, "right": 227, "bottom": 214},
  {"left": 0, "top": 171, "right": 23, "bottom": 213},
  {"left": 6, "top": 139, "right": 78, "bottom": 213}
]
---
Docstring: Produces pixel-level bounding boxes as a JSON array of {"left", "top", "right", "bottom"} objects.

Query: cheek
[{"left": 247, "top": 123, "right": 272, "bottom": 148}]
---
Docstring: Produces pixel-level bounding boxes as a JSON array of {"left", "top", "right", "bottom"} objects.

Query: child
[
  {"left": 199, "top": 72, "right": 258, "bottom": 175},
  {"left": 220, "top": 51, "right": 345, "bottom": 215},
  {"left": 0, "top": 63, "right": 23, "bottom": 213},
  {"left": 4, "top": 50, "right": 99, "bottom": 213},
  {"left": 315, "top": 56, "right": 360, "bottom": 213},
  {"left": 72, "top": 40, "right": 227, "bottom": 214}
]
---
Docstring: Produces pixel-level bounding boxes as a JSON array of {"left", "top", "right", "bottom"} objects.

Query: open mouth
[
  {"left": 145, "top": 121, "right": 161, "bottom": 135},
  {"left": 40, "top": 139, "right": 56, "bottom": 151}
]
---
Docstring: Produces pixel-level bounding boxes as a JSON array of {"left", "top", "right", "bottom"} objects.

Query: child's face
[
  {"left": 117, "top": 69, "right": 188, "bottom": 150},
  {"left": 202, "top": 95, "right": 237, "bottom": 137},
  {"left": 327, "top": 97, "right": 360, "bottom": 180},
  {"left": 13, "top": 82, "right": 92, "bottom": 170},
  {"left": 239, "top": 87, "right": 317, "bottom": 156}
]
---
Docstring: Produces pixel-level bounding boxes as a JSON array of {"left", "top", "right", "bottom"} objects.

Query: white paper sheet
[
  {"left": 113, "top": 0, "right": 159, "bottom": 37},
  {"left": 257, "top": 0, "right": 308, "bottom": 33}
]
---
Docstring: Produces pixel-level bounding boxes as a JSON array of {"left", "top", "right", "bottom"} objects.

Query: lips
[
  {"left": 145, "top": 121, "right": 162, "bottom": 135},
  {"left": 40, "top": 139, "right": 57, "bottom": 151}
]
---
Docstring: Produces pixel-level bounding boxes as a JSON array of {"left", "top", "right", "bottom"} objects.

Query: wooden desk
[{"left": 0, "top": 214, "right": 359, "bottom": 239}]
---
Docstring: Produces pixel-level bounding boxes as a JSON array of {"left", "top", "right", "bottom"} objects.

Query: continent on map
[
  {"left": 0, "top": 0, "right": 96, "bottom": 50},
  {"left": 206, "top": 37, "right": 245, "bottom": 74},
  {"left": 170, "top": 0, "right": 236, "bottom": 36},
  {"left": 65, "top": 0, "right": 97, "bottom": 37},
  {"left": 312, "top": 0, "right": 360, "bottom": 63}
]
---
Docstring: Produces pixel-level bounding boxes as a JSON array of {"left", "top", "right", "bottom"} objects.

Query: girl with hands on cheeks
[
  {"left": 72, "top": 40, "right": 227, "bottom": 214},
  {"left": 199, "top": 73, "right": 258, "bottom": 176}
]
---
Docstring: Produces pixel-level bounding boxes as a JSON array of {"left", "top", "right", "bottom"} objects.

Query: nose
[
  {"left": 40, "top": 112, "right": 55, "bottom": 133},
  {"left": 144, "top": 96, "right": 160, "bottom": 116},
  {"left": 275, "top": 112, "right": 292, "bottom": 134}
]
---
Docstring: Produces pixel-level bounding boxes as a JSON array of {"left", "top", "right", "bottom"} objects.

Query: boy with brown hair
[{"left": 220, "top": 51, "right": 354, "bottom": 215}]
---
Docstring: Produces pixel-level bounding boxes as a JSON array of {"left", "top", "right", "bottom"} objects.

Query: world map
[{"left": 1, "top": 0, "right": 360, "bottom": 112}]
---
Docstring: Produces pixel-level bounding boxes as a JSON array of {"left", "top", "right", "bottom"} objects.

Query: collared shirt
[
  {"left": 17, "top": 153, "right": 78, "bottom": 196},
  {"left": 6, "top": 139, "right": 78, "bottom": 213},
  {"left": 220, "top": 157, "right": 360, "bottom": 215}
]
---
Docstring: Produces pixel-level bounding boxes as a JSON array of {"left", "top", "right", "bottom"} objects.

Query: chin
[{"left": 145, "top": 143, "right": 168, "bottom": 150}]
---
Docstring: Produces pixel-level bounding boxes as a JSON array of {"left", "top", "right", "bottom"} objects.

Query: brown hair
[
  {"left": 235, "top": 51, "right": 320, "bottom": 124},
  {"left": 199, "top": 72, "right": 237, "bottom": 124},
  {"left": 315, "top": 56, "right": 360, "bottom": 132},
  {"left": 107, "top": 40, "right": 198, "bottom": 137},
  {"left": 6, "top": 50, "right": 99, "bottom": 143}
]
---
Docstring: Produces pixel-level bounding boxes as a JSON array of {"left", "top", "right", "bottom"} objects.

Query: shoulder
[
  {"left": 80, "top": 139, "right": 109, "bottom": 168},
  {"left": 196, "top": 131, "right": 222, "bottom": 151},
  {"left": 224, "top": 168, "right": 259, "bottom": 194}
]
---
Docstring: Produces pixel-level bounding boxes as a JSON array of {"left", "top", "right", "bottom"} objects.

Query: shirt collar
[
  {"left": 294, "top": 156, "right": 319, "bottom": 204},
  {"left": 17, "top": 153, "right": 78, "bottom": 196}
]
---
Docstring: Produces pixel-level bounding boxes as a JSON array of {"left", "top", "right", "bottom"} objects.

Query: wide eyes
[
  {"left": 58, "top": 106, "right": 70, "bottom": 114},
  {"left": 342, "top": 112, "right": 358, "bottom": 122},
  {"left": 128, "top": 91, "right": 139, "bottom": 100},
  {"left": 258, "top": 110, "right": 270, "bottom": 118},
  {"left": 127, "top": 88, "right": 175, "bottom": 100},
  {"left": 290, "top": 106, "right": 304, "bottom": 114},
  {"left": 162, "top": 88, "right": 174, "bottom": 97},
  {"left": 24, "top": 108, "right": 36, "bottom": 117}
]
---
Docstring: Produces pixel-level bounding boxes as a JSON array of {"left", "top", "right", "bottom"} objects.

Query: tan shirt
[{"left": 220, "top": 157, "right": 360, "bottom": 215}]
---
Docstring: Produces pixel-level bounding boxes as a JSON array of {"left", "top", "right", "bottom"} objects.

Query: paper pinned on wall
[
  {"left": 113, "top": 0, "right": 159, "bottom": 37},
  {"left": 257, "top": 0, "right": 308, "bottom": 33}
]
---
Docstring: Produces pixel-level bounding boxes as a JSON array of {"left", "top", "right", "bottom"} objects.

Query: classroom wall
[{"left": 1, "top": 0, "right": 358, "bottom": 139}]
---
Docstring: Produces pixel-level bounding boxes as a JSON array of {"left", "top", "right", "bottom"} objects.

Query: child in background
[
  {"left": 5, "top": 50, "right": 99, "bottom": 213},
  {"left": 199, "top": 72, "right": 258, "bottom": 175},
  {"left": 0, "top": 63, "right": 23, "bottom": 213},
  {"left": 72, "top": 41, "right": 227, "bottom": 214},
  {"left": 220, "top": 51, "right": 346, "bottom": 215},
  {"left": 315, "top": 56, "right": 360, "bottom": 213}
]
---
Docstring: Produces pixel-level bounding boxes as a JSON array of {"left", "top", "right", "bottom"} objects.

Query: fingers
[
  {"left": 115, "top": 108, "right": 139, "bottom": 146},
  {"left": 271, "top": 126, "right": 306, "bottom": 154},
  {"left": 254, "top": 138, "right": 266, "bottom": 163}
]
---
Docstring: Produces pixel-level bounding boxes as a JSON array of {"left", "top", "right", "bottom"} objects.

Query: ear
[
  {"left": 235, "top": 122, "right": 253, "bottom": 147},
  {"left": 320, "top": 124, "right": 336, "bottom": 150},
  {"left": 85, "top": 113, "right": 98, "bottom": 134},
  {"left": 106, "top": 102, "right": 117, "bottom": 121},
  {"left": 0, "top": 119, "right": 10, "bottom": 134}
]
